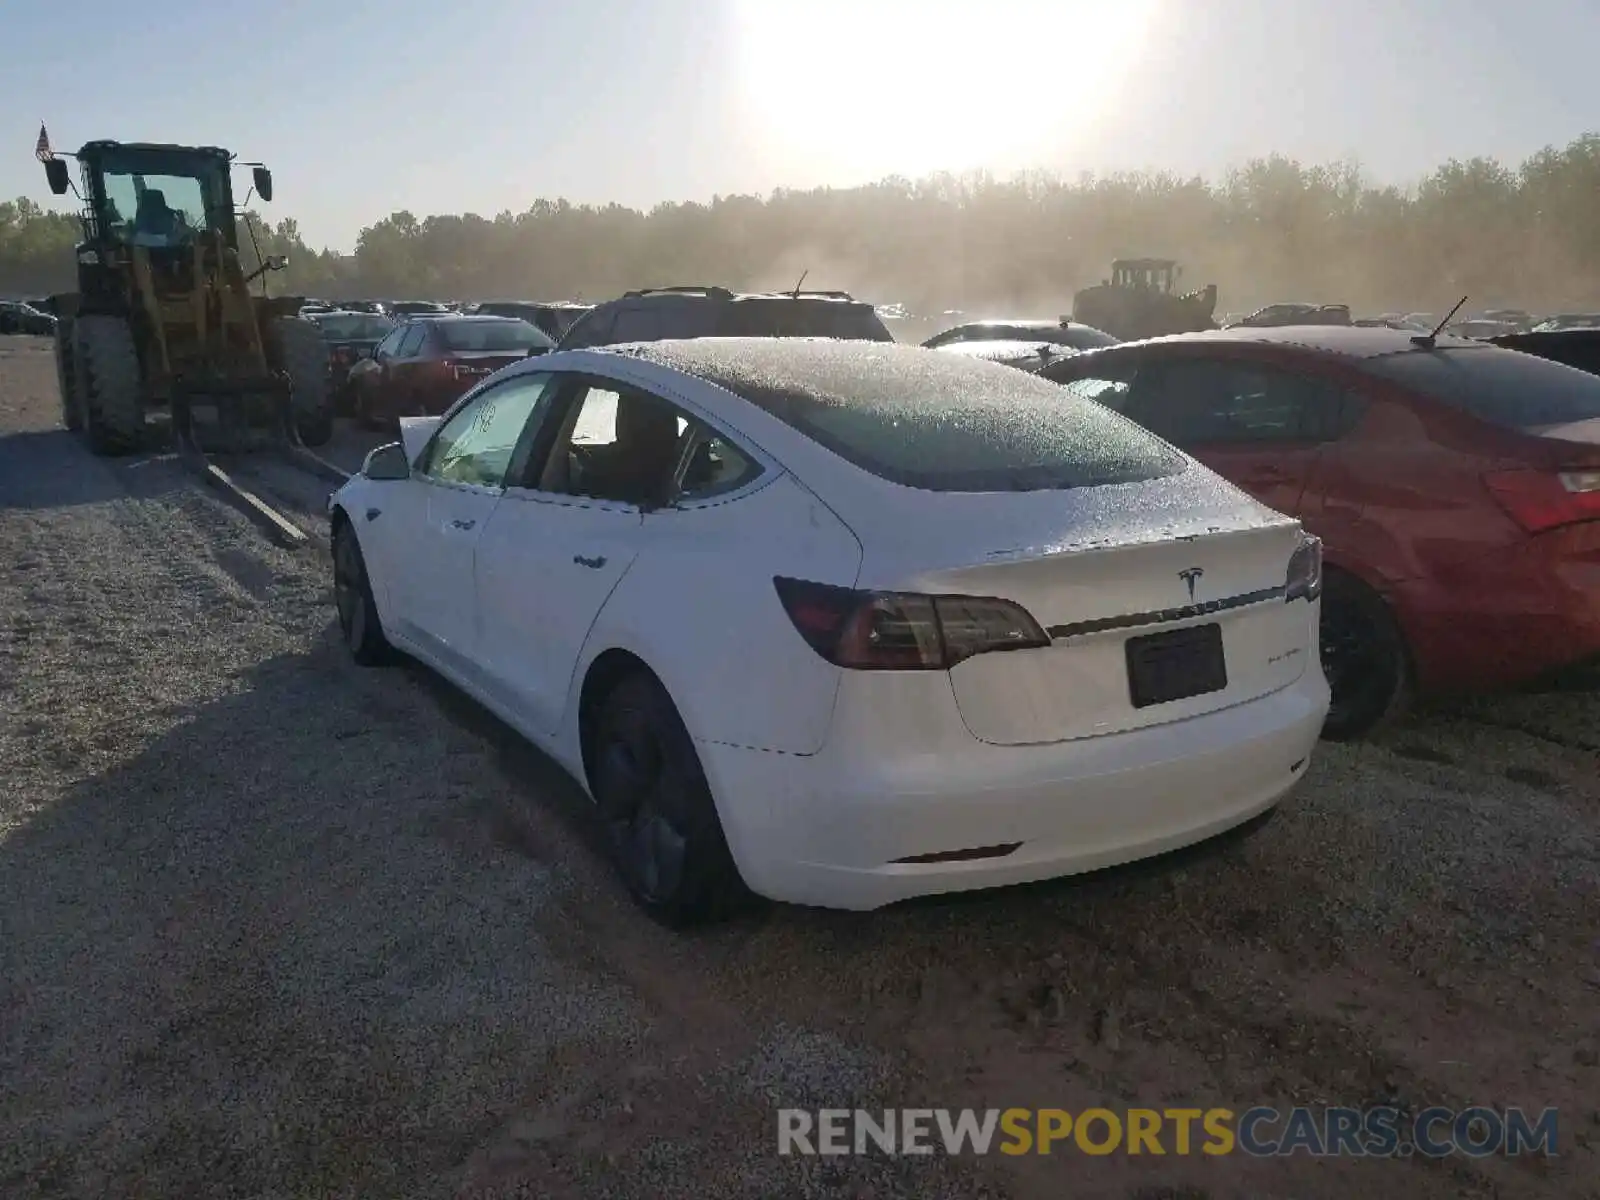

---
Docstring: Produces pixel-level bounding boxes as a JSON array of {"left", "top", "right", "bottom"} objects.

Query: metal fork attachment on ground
[{"left": 171, "top": 378, "right": 349, "bottom": 549}]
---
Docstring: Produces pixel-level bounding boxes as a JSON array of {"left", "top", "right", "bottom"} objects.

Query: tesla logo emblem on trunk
[{"left": 1178, "top": 567, "right": 1204, "bottom": 602}]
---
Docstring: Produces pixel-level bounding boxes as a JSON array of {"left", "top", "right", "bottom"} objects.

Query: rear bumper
[{"left": 698, "top": 670, "right": 1329, "bottom": 910}]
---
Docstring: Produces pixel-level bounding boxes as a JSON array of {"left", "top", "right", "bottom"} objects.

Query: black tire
[
  {"left": 270, "top": 315, "right": 334, "bottom": 447},
  {"left": 54, "top": 318, "right": 80, "bottom": 432},
  {"left": 1319, "top": 570, "right": 1410, "bottom": 740},
  {"left": 589, "top": 673, "right": 746, "bottom": 927},
  {"left": 73, "top": 315, "right": 144, "bottom": 456},
  {"left": 332, "top": 519, "right": 392, "bottom": 666}
]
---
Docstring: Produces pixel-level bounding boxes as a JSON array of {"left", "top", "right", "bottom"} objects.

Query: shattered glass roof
[{"left": 613, "top": 337, "right": 1184, "bottom": 493}]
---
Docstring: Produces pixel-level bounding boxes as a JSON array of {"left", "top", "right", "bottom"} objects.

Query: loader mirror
[
  {"left": 252, "top": 166, "right": 274, "bottom": 203},
  {"left": 361, "top": 442, "right": 411, "bottom": 481},
  {"left": 44, "top": 158, "right": 70, "bottom": 196},
  {"left": 266, "top": 254, "right": 288, "bottom": 271}
]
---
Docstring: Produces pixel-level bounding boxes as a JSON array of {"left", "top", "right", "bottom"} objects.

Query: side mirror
[
  {"left": 265, "top": 254, "right": 288, "bottom": 271},
  {"left": 44, "top": 158, "right": 70, "bottom": 196},
  {"left": 361, "top": 441, "right": 410, "bottom": 481},
  {"left": 252, "top": 166, "right": 274, "bottom": 203}
]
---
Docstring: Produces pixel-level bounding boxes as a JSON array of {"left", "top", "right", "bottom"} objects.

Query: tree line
[{"left": 3, "top": 134, "right": 1598, "bottom": 319}]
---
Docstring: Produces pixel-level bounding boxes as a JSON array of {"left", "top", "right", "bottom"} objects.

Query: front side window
[
  {"left": 533, "top": 383, "right": 685, "bottom": 506},
  {"left": 373, "top": 328, "right": 406, "bottom": 359},
  {"left": 419, "top": 373, "right": 554, "bottom": 488},
  {"left": 1125, "top": 359, "right": 1346, "bottom": 445},
  {"left": 396, "top": 325, "right": 430, "bottom": 357}
]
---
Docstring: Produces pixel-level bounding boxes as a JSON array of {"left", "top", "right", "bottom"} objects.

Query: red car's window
[{"left": 1361, "top": 346, "right": 1600, "bottom": 430}]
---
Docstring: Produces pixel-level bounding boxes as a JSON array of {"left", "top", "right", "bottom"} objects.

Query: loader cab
[
  {"left": 78, "top": 143, "right": 238, "bottom": 249},
  {"left": 1110, "top": 258, "right": 1179, "bottom": 294},
  {"left": 57, "top": 142, "right": 245, "bottom": 309}
]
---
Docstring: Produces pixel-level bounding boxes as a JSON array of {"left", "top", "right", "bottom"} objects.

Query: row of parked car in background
[
  {"left": 312, "top": 283, "right": 1600, "bottom": 752},
  {"left": 323, "top": 278, "right": 1600, "bottom": 920},
  {"left": 11, "top": 272, "right": 1598, "bottom": 921}
]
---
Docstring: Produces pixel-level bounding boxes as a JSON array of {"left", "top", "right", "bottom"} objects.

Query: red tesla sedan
[
  {"left": 347, "top": 315, "right": 554, "bottom": 426},
  {"left": 1038, "top": 326, "right": 1600, "bottom": 737}
]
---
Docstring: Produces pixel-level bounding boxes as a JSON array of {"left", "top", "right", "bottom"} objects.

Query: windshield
[
  {"left": 95, "top": 149, "right": 229, "bottom": 248},
  {"left": 313, "top": 314, "right": 395, "bottom": 341},
  {"left": 439, "top": 319, "right": 554, "bottom": 353},
  {"left": 1363, "top": 346, "right": 1600, "bottom": 429}
]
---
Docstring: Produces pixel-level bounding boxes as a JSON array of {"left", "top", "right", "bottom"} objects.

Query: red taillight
[
  {"left": 1483, "top": 468, "right": 1600, "bottom": 534},
  {"left": 772, "top": 577, "right": 1050, "bottom": 670}
]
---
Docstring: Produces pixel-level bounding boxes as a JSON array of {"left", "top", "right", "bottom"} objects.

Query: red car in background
[
  {"left": 1039, "top": 326, "right": 1600, "bottom": 738},
  {"left": 347, "top": 315, "right": 555, "bottom": 426}
]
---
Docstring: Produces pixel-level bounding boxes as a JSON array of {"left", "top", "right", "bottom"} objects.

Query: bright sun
[{"left": 731, "top": 0, "right": 1158, "bottom": 182}]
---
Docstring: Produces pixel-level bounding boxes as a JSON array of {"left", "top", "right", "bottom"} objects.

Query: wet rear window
[
  {"left": 643, "top": 339, "right": 1184, "bottom": 492},
  {"left": 1362, "top": 346, "right": 1600, "bottom": 429},
  {"left": 714, "top": 300, "right": 894, "bottom": 342}
]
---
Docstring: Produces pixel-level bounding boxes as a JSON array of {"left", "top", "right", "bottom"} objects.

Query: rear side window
[
  {"left": 611, "top": 306, "right": 669, "bottom": 343},
  {"left": 725, "top": 356, "right": 1183, "bottom": 492},
  {"left": 1127, "top": 360, "right": 1354, "bottom": 444},
  {"left": 1362, "top": 347, "right": 1600, "bottom": 429}
]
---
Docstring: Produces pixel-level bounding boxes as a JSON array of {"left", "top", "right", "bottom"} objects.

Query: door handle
[
  {"left": 450, "top": 518, "right": 476, "bottom": 530},
  {"left": 573, "top": 554, "right": 607, "bottom": 569}
]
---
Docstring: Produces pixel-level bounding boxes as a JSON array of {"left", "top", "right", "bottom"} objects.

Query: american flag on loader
[{"left": 34, "top": 123, "right": 52, "bottom": 162}]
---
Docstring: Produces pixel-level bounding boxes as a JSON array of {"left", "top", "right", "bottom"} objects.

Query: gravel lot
[{"left": 1, "top": 334, "right": 1597, "bottom": 1199}]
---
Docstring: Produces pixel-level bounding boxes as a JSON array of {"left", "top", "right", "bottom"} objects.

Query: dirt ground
[{"left": 1, "top": 334, "right": 1597, "bottom": 1199}]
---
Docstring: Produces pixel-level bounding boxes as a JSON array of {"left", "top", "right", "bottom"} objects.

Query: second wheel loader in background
[
  {"left": 41, "top": 137, "right": 331, "bottom": 456},
  {"left": 1072, "top": 257, "right": 1219, "bottom": 341}
]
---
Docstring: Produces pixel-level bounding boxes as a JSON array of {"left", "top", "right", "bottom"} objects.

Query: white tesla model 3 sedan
[{"left": 328, "top": 339, "right": 1329, "bottom": 924}]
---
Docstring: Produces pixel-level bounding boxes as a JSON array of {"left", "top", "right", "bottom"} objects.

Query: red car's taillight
[
  {"left": 772, "top": 576, "right": 1050, "bottom": 670},
  {"left": 1483, "top": 468, "right": 1600, "bottom": 534}
]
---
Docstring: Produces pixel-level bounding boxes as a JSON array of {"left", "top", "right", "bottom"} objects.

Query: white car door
[
  {"left": 388, "top": 372, "right": 556, "bottom": 679},
  {"left": 475, "top": 377, "right": 685, "bottom": 736}
]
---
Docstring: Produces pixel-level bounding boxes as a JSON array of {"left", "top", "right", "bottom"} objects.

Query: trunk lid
[{"left": 859, "top": 478, "right": 1313, "bottom": 744}]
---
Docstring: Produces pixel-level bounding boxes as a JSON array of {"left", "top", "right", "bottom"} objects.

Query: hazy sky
[{"left": 4, "top": 0, "right": 1595, "bottom": 251}]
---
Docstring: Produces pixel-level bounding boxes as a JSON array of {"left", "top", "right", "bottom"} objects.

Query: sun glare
[{"left": 731, "top": 0, "right": 1158, "bottom": 183}]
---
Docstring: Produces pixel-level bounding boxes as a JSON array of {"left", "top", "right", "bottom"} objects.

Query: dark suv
[{"left": 556, "top": 286, "right": 894, "bottom": 350}]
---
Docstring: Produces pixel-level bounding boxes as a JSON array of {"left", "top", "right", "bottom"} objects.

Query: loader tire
[
  {"left": 74, "top": 315, "right": 144, "bottom": 456},
  {"left": 271, "top": 316, "right": 334, "bottom": 447},
  {"left": 54, "top": 318, "right": 80, "bottom": 432}
]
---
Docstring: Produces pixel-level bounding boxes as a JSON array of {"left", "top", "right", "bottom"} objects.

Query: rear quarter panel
[{"left": 569, "top": 472, "right": 864, "bottom": 756}]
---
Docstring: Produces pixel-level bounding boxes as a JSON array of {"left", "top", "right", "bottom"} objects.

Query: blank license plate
[{"left": 1125, "top": 623, "right": 1228, "bottom": 708}]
